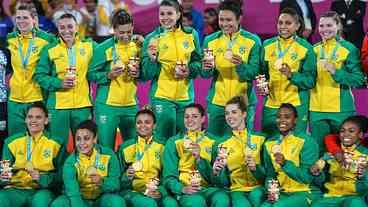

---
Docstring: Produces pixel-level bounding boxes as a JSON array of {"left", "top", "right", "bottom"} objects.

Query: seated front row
[{"left": 1, "top": 100, "right": 368, "bottom": 207}]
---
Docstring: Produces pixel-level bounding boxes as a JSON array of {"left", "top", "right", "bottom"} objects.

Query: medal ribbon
[
  {"left": 26, "top": 135, "right": 33, "bottom": 161},
  {"left": 67, "top": 45, "right": 76, "bottom": 68},
  {"left": 277, "top": 36, "right": 295, "bottom": 59},
  {"left": 17, "top": 34, "right": 34, "bottom": 69},
  {"left": 320, "top": 39, "right": 340, "bottom": 61},
  {"left": 135, "top": 137, "right": 153, "bottom": 161}
]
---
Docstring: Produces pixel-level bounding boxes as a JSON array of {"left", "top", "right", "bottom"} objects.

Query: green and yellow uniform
[
  {"left": 89, "top": 37, "right": 142, "bottom": 148},
  {"left": 310, "top": 37, "right": 364, "bottom": 154},
  {"left": 118, "top": 136, "right": 178, "bottom": 207},
  {"left": 212, "top": 130, "right": 266, "bottom": 207},
  {"left": 6, "top": 29, "right": 55, "bottom": 135},
  {"left": 261, "top": 36, "right": 317, "bottom": 136},
  {"left": 51, "top": 145, "right": 125, "bottom": 207},
  {"left": 163, "top": 131, "right": 230, "bottom": 207},
  {"left": 312, "top": 144, "right": 368, "bottom": 207},
  {"left": 201, "top": 29, "right": 261, "bottom": 137},
  {"left": 261, "top": 132, "right": 319, "bottom": 207},
  {"left": 0, "top": 132, "right": 63, "bottom": 207},
  {"left": 141, "top": 27, "right": 202, "bottom": 140},
  {"left": 34, "top": 36, "right": 95, "bottom": 144}
]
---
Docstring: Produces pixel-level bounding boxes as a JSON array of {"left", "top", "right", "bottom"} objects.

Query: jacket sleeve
[
  {"left": 281, "top": 137, "right": 319, "bottom": 184},
  {"left": 289, "top": 44, "right": 317, "bottom": 90},
  {"left": 100, "top": 152, "right": 121, "bottom": 193},
  {"left": 117, "top": 145, "right": 133, "bottom": 190},
  {"left": 38, "top": 143, "right": 65, "bottom": 188},
  {"left": 361, "top": 35, "right": 368, "bottom": 74},
  {"left": 88, "top": 42, "right": 110, "bottom": 84},
  {"left": 187, "top": 30, "right": 202, "bottom": 79},
  {"left": 63, "top": 155, "right": 87, "bottom": 207},
  {"left": 356, "top": 169, "right": 368, "bottom": 196},
  {"left": 331, "top": 45, "right": 364, "bottom": 87},
  {"left": 140, "top": 32, "right": 161, "bottom": 81},
  {"left": 34, "top": 45, "right": 63, "bottom": 91},
  {"left": 263, "top": 144, "right": 277, "bottom": 192},
  {"left": 236, "top": 37, "right": 262, "bottom": 82},
  {"left": 162, "top": 138, "right": 184, "bottom": 195}
]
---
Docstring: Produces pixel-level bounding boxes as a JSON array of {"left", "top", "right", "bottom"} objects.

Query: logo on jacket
[
  {"left": 239, "top": 46, "right": 246, "bottom": 55},
  {"left": 43, "top": 149, "right": 51, "bottom": 158},
  {"left": 290, "top": 52, "right": 298, "bottom": 60},
  {"left": 183, "top": 41, "right": 189, "bottom": 49},
  {"left": 99, "top": 115, "right": 107, "bottom": 124},
  {"left": 155, "top": 151, "right": 161, "bottom": 160},
  {"left": 97, "top": 163, "right": 106, "bottom": 171},
  {"left": 31, "top": 46, "right": 38, "bottom": 53}
]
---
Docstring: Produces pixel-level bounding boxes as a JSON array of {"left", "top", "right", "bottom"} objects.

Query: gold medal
[
  {"left": 244, "top": 147, "right": 253, "bottom": 157},
  {"left": 316, "top": 159, "right": 326, "bottom": 170},
  {"left": 132, "top": 161, "right": 143, "bottom": 171},
  {"left": 86, "top": 166, "right": 97, "bottom": 175},
  {"left": 25, "top": 161, "right": 34, "bottom": 171},
  {"left": 272, "top": 144, "right": 282, "bottom": 154},
  {"left": 183, "top": 139, "right": 193, "bottom": 150},
  {"left": 274, "top": 58, "right": 283, "bottom": 70},
  {"left": 224, "top": 50, "right": 233, "bottom": 60}
]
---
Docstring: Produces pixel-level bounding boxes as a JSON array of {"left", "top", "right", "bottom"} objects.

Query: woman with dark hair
[
  {"left": 141, "top": 0, "right": 202, "bottom": 141},
  {"left": 310, "top": 115, "right": 368, "bottom": 207},
  {"left": 261, "top": 103, "right": 319, "bottom": 207},
  {"left": 201, "top": 0, "right": 261, "bottom": 138},
  {"left": 89, "top": 9, "right": 143, "bottom": 149},
  {"left": 51, "top": 120, "right": 125, "bottom": 207},
  {"left": 163, "top": 103, "right": 230, "bottom": 207},
  {"left": 259, "top": 7, "right": 316, "bottom": 136},
  {"left": 118, "top": 109, "right": 178, "bottom": 207},
  {"left": 0, "top": 102, "right": 64, "bottom": 207},
  {"left": 203, "top": 8, "right": 219, "bottom": 36},
  {"left": 310, "top": 11, "right": 364, "bottom": 155}
]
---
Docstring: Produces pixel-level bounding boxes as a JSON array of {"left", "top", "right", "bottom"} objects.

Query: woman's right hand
[{"left": 148, "top": 41, "right": 158, "bottom": 61}]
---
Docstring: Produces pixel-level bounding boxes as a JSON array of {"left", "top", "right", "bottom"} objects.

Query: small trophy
[
  {"left": 255, "top": 74, "right": 269, "bottom": 96},
  {"left": 271, "top": 144, "right": 282, "bottom": 155},
  {"left": 217, "top": 146, "right": 228, "bottom": 165},
  {"left": 144, "top": 177, "right": 160, "bottom": 195},
  {"left": 203, "top": 48, "right": 215, "bottom": 68},
  {"left": 356, "top": 155, "right": 367, "bottom": 178},
  {"left": 343, "top": 151, "right": 354, "bottom": 170},
  {"left": 0, "top": 160, "right": 13, "bottom": 181},
  {"left": 65, "top": 66, "right": 77, "bottom": 86},
  {"left": 128, "top": 56, "right": 139, "bottom": 73},
  {"left": 86, "top": 166, "right": 98, "bottom": 176},
  {"left": 174, "top": 60, "right": 186, "bottom": 79},
  {"left": 148, "top": 38, "right": 159, "bottom": 60},
  {"left": 183, "top": 139, "right": 193, "bottom": 151},
  {"left": 267, "top": 179, "right": 280, "bottom": 203},
  {"left": 190, "top": 170, "right": 201, "bottom": 186}
]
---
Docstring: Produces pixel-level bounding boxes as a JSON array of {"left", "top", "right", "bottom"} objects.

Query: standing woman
[
  {"left": 201, "top": 0, "right": 261, "bottom": 138},
  {"left": 51, "top": 120, "right": 126, "bottom": 207},
  {"left": 260, "top": 8, "right": 317, "bottom": 136},
  {"left": 118, "top": 109, "right": 178, "bottom": 207},
  {"left": 261, "top": 103, "right": 319, "bottom": 207},
  {"left": 141, "top": 0, "right": 202, "bottom": 140},
  {"left": 90, "top": 9, "right": 142, "bottom": 149},
  {"left": 212, "top": 96, "right": 266, "bottom": 207},
  {"left": 310, "top": 11, "right": 364, "bottom": 154},
  {"left": 6, "top": 4, "right": 55, "bottom": 136}
]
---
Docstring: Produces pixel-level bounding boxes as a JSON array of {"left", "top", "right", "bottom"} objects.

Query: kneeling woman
[
  {"left": 118, "top": 109, "right": 177, "bottom": 207},
  {"left": 212, "top": 96, "right": 266, "bottom": 207},
  {"left": 51, "top": 120, "right": 125, "bottom": 207},
  {"left": 311, "top": 116, "right": 368, "bottom": 207},
  {"left": 261, "top": 103, "right": 319, "bottom": 207},
  {"left": 0, "top": 102, "right": 64, "bottom": 207}
]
